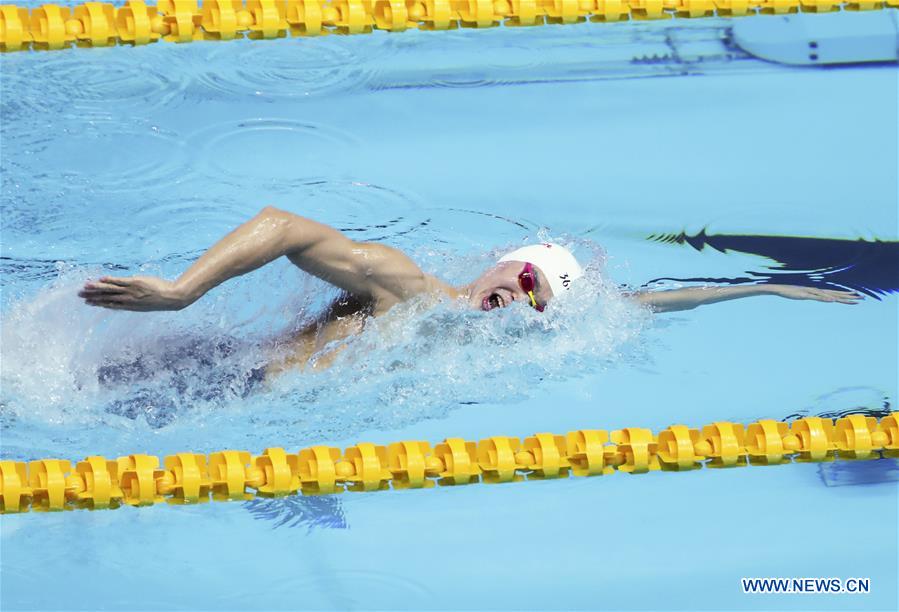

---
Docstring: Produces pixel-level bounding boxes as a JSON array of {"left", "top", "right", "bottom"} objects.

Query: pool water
[{"left": 1, "top": 10, "right": 897, "bottom": 611}]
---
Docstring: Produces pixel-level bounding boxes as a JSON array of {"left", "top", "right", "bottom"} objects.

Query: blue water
[{"left": 1, "top": 13, "right": 898, "bottom": 611}]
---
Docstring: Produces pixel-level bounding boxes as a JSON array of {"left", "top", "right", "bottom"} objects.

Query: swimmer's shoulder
[
  {"left": 423, "top": 274, "right": 462, "bottom": 300},
  {"left": 354, "top": 242, "right": 460, "bottom": 307},
  {"left": 370, "top": 274, "right": 459, "bottom": 315}
]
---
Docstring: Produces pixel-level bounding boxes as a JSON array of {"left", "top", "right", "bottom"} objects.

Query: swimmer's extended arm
[
  {"left": 630, "top": 284, "right": 862, "bottom": 313},
  {"left": 79, "top": 206, "right": 432, "bottom": 311}
]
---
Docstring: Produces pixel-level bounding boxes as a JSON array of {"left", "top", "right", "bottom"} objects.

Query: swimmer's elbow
[
  {"left": 259, "top": 205, "right": 297, "bottom": 231},
  {"left": 257, "top": 205, "right": 290, "bottom": 224},
  {"left": 256, "top": 206, "right": 293, "bottom": 239},
  {"left": 260, "top": 206, "right": 354, "bottom": 257}
]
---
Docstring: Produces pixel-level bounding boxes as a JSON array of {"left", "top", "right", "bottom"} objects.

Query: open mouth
[{"left": 482, "top": 293, "right": 506, "bottom": 311}]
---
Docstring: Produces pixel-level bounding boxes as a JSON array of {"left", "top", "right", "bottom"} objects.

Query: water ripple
[
  {"left": 389, "top": 207, "right": 540, "bottom": 254},
  {"left": 129, "top": 196, "right": 261, "bottom": 256},
  {"left": 0, "top": 50, "right": 185, "bottom": 118},
  {"left": 193, "top": 37, "right": 377, "bottom": 99},
  {"left": 188, "top": 118, "right": 357, "bottom": 189},
  {"left": 21, "top": 113, "right": 190, "bottom": 195}
]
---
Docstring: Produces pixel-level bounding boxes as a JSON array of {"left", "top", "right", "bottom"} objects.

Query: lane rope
[
  {"left": 1, "top": 1, "right": 896, "bottom": 52},
  {"left": 1, "top": 412, "right": 896, "bottom": 513}
]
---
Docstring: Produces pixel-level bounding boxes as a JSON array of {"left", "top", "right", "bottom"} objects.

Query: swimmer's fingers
[
  {"left": 81, "top": 276, "right": 186, "bottom": 311},
  {"left": 811, "top": 288, "right": 864, "bottom": 304},
  {"left": 85, "top": 295, "right": 155, "bottom": 311},
  {"left": 771, "top": 285, "right": 864, "bottom": 304},
  {"left": 79, "top": 276, "right": 141, "bottom": 298},
  {"left": 79, "top": 281, "right": 129, "bottom": 297},
  {"left": 832, "top": 290, "right": 865, "bottom": 304},
  {"left": 84, "top": 298, "right": 133, "bottom": 310}
]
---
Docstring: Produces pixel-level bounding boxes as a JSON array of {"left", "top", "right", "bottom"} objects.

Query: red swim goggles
[{"left": 519, "top": 263, "right": 544, "bottom": 312}]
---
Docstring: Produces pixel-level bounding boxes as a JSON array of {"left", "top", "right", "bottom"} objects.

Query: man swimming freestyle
[{"left": 77, "top": 207, "right": 862, "bottom": 371}]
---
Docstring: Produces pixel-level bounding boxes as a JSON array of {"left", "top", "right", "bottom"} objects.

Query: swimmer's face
[{"left": 467, "top": 261, "right": 553, "bottom": 312}]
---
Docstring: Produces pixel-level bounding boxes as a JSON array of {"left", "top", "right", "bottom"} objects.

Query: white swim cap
[{"left": 498, "top": 243, "right": 584, "bottom": 297}]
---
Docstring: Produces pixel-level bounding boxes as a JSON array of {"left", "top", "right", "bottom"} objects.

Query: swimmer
[{"left": 78, "top": 207, "right": 863, "bottom": 370}]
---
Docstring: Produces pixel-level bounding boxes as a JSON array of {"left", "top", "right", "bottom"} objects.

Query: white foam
[{"left": 1, "top": 242, "right": 651, "bottom": 456}]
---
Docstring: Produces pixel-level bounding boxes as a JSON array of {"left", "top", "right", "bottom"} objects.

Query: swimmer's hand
[
  {"left": 765, "top": 284, "right": 864, "bottom": 304},
  {"left": 631, "top": 284, "right": 864, "bottom": 313},
  {"left": 78, "top": 276, "right": 189, "bottom": 311}
]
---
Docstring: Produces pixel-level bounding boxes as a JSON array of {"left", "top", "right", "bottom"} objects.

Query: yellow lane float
[
  {"left": 1, "top": 412, "right": 896, "bottom": 514},
  {"left": 1, "top": 0, "right": 897, "bottom": 52}
]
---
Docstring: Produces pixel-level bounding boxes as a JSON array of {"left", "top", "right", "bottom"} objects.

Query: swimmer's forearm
[
  {"left": 631, "top": 285, "right": 774, "bottom": 313},
  {"left": 631, "top": 284, "right": 862, "bottom": 313},
  {"left": 80, "top": 207, "right": 361, "bottom": 312},
  {"left": 172, "top": 206, "right": 304, "bottom": 305}
]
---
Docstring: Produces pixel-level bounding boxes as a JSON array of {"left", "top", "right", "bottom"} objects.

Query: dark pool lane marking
[{"left": 646, "top": 230, "right": 899, "bottom": 300}]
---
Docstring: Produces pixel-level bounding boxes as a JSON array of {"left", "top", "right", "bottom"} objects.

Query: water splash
[
  {"left": 0, "top": 260, "right": 302, "bottom": 452},
  {"left": 244, "top": 241, "right": 648, "bottom": 444},
  {"left": 0, "top": 241, "right": 650, "bottom": 458}
]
